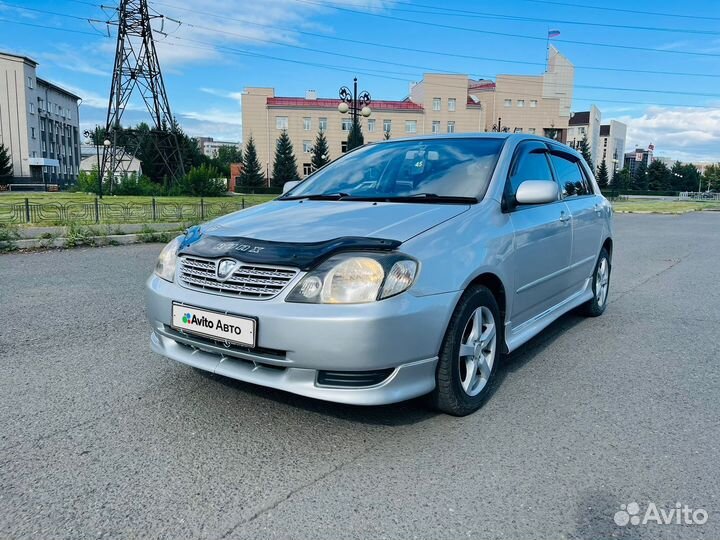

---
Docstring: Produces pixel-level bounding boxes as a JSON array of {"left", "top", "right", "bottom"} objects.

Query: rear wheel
[
  {"left": 581, "top": 247, "right": 610, "bottom": 317},
  {"left": 431, "top": 285, "right": 502, "bottom": 416}
]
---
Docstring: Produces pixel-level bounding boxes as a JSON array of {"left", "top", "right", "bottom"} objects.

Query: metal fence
[
  {"left": 0, "top": 197, "right": 252, "bottom": 225},
  {"left": 679, "top": 192, "right": 720, "bottom": 201}
]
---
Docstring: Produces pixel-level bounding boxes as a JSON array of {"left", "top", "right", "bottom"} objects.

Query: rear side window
[
  {"left": 508, "top": 145, "right": 554, "bottom": 195},
  {"left": 550, "top": 154, "right": 592, "bottom": 197}
]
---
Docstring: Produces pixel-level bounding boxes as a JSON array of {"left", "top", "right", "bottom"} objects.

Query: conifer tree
[
  {"left": 271, "top": 131, "right": 300, "bottom": 187},
  {"left": 238, "top": 136, "right": 265, "bottom": 189}
]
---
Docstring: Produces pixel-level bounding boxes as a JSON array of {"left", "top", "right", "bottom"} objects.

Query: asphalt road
[{"left": 1, "top": 212, "right": 719, "bottom": 539}]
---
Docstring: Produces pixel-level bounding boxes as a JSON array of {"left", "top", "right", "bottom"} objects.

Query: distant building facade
[
  {"left": 567, "top": 106, "right": 601, "bottom": 167},
  {"left": 242, "top": 46, "right": 575, "bottom": 178},
  {"left": 196, "top": 136, "right": 242, "bottom": 158},
  {"left": 624, "top": 147, "right": 654, "bottom": 174},
  {"left": 79, "top": 145, "right": 142, "bottom": 180},
  {"left": 598, "top": 120, "right": 627, "bottom": 176},
  {"left": 0, "top": 51, "right": 81, "bottom": 187}
]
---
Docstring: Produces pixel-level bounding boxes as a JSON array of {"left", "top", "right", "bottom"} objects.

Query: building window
[
  {"left": 528, "top": 128, "right": 536, "bottom": 134},
  {"left": 383, "top": 119, "right": 392, "bottom": 133},
  {"left": 303, "top": 140, "right": 312, "bottom": 153},
  {"left": 303, "top": 117, "right": 311, "bottom": 131},
  {"left": 447, "top": 121, "right": 455, "bottom": 133},
  {"left": 31, "top": 127, "right": 36, "bottom": 139},
  {"left": 448, "top": 98, "right": 456, "bottom": 112},
  {"left": 367, "top": 118, "right": 376, "bottom": 132},
  {"left": 42, "top": 141, "right": 46, "bottom": 152},
  {"left": 27, "top": 76, "right": 34, "bottom": 89},
  {"left": 29, "top": 103, "right": 35, "bottom": 114},
  {"left": 303, "top": 163, "right": 313, "bottom": 176},
  {"left": 276, "top": 116, "right": 288, "bottom": 130},
  {"left": 38, "top": 98, "right": 44, "bottom": 111},
  {"left": 432, "top": 97, "right": 441, "bottom": 111},
  {"left": 405, "top": 120, "right": 417, "bottom": 134},
  {"left": 341, "top": 141, "right": 348, "bottom": 153},
  {"left": 579, "top": 126, "right": 586, "bottom": 135},
  {"left": 341, "top": 118, "right": 352, "bottom": 131},
  {"left": 517, "top": 100, "right": 525, "bottom": 108},
  {"left": 319, "top": 117, "right": 327, "bottom": 131},
  {"left": 432, "top": 121, "right": 440, "bottom": 134},
  {"left": 504, "top": 99, "right": 512, "bottom": 107},
  {"left": 530, "top": 100, "right": 538, "bottom": 108},
  {"left": 514, "top": 127, "right": 523, "bottom": 133}
]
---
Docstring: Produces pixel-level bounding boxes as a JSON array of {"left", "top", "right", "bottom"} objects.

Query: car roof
[{"left": 372, "top": 132, "right": 582, "bottom": 158}]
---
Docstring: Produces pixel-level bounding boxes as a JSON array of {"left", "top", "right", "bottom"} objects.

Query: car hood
[{"left": 203, "top": 199, "right": 471, "bottom": 243}]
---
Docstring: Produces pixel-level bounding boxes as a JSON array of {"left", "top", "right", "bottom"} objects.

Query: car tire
[
  {"left": 581, "top": 247, "right": 611, "bottom": 317},
  {"left": 430, "top": 285, "right": 502, "bottom": 416}
]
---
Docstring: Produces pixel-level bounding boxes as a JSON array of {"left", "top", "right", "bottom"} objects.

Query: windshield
[{"left": 282, "top": 138, "right": 504, "bottom": 202}]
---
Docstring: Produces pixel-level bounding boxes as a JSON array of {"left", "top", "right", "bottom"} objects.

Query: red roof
[{"left": 267, "top": 97, "right": 423, "bottom": 111}]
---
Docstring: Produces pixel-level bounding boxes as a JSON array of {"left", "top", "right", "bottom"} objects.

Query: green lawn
[
  {"left": 611, "top": 199, "right": 720, "bottom": 214},
  {"left": 0, "top": 193, "right": 276, "bottom": 225}
]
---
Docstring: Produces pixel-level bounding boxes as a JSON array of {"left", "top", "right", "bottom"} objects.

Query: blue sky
[{"left": 2, "top": 0, "right": 719, "bottom": 161}]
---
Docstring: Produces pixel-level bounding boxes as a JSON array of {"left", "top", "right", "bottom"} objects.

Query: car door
[
  {"left": 506, "top": 141, "right": 574, "bottom": 328},
  {"left": 548, "top": 150, "right": 603, "bottom": 293}
]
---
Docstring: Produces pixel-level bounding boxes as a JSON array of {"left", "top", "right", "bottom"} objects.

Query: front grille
[
  {"left": 317, "top": 369, "right": 395, "bottom": 388},
  {"left": 178, "top": 255, "right": 298, "bottom": 299}
]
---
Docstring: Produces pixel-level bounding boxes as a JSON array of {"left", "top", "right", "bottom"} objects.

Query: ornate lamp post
[{"left": 338, "top": 77, "right": 371, "bottom": 151}]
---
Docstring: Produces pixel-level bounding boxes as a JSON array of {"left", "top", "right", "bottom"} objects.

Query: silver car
[{"left": 146, "top": 134, "right": 612, "bottom": 416}]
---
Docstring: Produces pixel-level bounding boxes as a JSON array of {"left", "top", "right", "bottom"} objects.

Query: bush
[
  {"left": 0, "top": 223, "right": 19, "bottom": 252},
  {"left": 113, "top": 174, "right": 166, "bottom": 196},
  {"left": 170, "top": 164, "right": 228, "bottom": 197},
  {"left": 64, "top": 222, "right": 95, "bottom": 248}
]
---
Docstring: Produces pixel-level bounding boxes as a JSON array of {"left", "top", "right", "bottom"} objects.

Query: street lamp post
[
  {"left": 83, "top": 127, "right": 104, "bottom": 198},
  {"left": 338, "top": 78, "right": 371, "bottom": 150},
  {"left": 612, "top": 157, "right": 619, "bottom": 200}
]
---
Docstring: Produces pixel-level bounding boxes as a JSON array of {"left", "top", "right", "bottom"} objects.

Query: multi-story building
[
  {"left": 0, "top": 51, "right": 81, "bottom": 188},
  {"left": 195, "top": 136, "right": 242, "bottom": 158},
  {"left": 567, "top": 105, "right": 602, "bottom": 167},
  {"left": 598, "top": 120, "right": 627, "bottom": 177},
  {"left": 624, "top": 147, "right": 654, "bottom": 174},
  {"left": 242, "top": 46, "right": 574, "bottom": 179}
]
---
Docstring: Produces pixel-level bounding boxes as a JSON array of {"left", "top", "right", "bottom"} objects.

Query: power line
[
  {"left": 166, "top": 35, "right": 718, "bottom": 110},
  {"left": 0, "top": 18, "right": 105, "bottom": 36},
  {"left": 515, "top": 0, "right": 720, "bottom": 22},
  {"left": 293, "top": 0, "right": 720, "bottom": 58},
  {"left": 366, "top": 0, "right": 720, "bottom": 36},
  {"left": 145, "top": 0, "right": 720, "bottom": 80}
]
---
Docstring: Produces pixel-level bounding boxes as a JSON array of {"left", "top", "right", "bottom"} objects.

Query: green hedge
[
  {"left": 234, "top": 186, "right": 283, "bottom": 195},
  {"left": 601, "top": 190, "right": 679, "bottom": 197}
]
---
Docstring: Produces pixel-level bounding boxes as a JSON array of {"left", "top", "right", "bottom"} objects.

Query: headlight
[
  {"left": 286, "top": 252, "right": 418, "bottom": 304},
  {"left": 154, "top": 236, "right": 183, "bottom": 282}
]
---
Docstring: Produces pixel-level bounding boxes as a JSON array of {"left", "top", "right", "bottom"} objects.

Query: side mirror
[
  {"left": 515, "top": 180, "right": 559, "bottom": 205},
  {"left": 282, "top": 181, "right": 300, "bottom": 194}
]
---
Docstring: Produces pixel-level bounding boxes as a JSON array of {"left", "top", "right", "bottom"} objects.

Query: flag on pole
[{"left": 548, "top": 29, "right": 561, "bottom": 38}]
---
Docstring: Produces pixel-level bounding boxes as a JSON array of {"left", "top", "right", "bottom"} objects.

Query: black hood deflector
[{"left": 178, "top": 233, "right": 402, "bottom": 271}]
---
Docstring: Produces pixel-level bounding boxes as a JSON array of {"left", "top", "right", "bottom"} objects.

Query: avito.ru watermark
[{"left": 614, "top": 502, "right": 708, "bottom": 527}]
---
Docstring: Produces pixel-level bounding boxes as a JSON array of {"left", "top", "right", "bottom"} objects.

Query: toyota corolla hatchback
[{"left": 146, "top": 133, "right": 613, "bottom": 416}]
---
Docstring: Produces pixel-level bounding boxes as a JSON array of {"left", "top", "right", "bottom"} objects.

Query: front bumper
[{"left": 146, "top": 275, "right": 460, "bottom": 405}]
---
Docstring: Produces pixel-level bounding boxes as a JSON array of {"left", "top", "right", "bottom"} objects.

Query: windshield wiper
[
  {"left": 281, "top": 192, "right": 351, "bottom": 201},
  {"left": 372, "top": 194, "right": 478, "bottom": 204}
]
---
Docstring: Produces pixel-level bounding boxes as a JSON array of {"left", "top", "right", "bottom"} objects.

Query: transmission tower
[{"left": 101, "top": 0, "right": 185, "bottom": 187}]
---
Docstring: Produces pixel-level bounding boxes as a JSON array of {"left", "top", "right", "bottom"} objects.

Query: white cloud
[
  {"left": 179, "top": 109, "right": 242, "bottom": 126},
  {"left": 615, "top": 106, "right": 720, "bottom": 163}
]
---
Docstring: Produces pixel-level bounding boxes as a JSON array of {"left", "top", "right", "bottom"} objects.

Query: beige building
[
  {"left": 0, "top": 51, "right": 81, "bottom": 187},
  {"left": 241, "top": 46, "right": 574, "bottom": 178}
]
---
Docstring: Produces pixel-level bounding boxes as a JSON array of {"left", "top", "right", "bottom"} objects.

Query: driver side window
[{"left": 508, "top": 143, "right": 554, "bottom": 196}]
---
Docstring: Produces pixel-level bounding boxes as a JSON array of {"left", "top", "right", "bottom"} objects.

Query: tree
[
  {"left": 211, "top": 145, "right": 242, "bottom": 177},
  {"left": 633, "top": 161, "right": 648, "bottom": 190},
  {"left": 702, "top": 163, "right": 720, "bottom": 192},
  {"left": 577, "top": 135, "right": 593, "bottom": 172},
  {"left": 347, "top": 117, "right": 364, "bottom": 151},
  {"left": 238, "top": 136, "right": 265, "bottom": 189},
  {"left": 0, "top": 144, "right": 12, "bottom": 178},
  {"left": 170, "top": 164, "right": 227, "bottom": 197},
  {"left": 311, "top": 129, "right": 330, "bottom": 171},
  {"left": 596, "top": 160, "right": 609, "bottom": 188},
  {"left": 647, "top": 160, "right": 671, "bottom": 191},
  {"left": 271, "top": 131, "right": 300, "bottom": 187},
  {"left": 614, "top": 167, "right": 633, "bottom": 191}
]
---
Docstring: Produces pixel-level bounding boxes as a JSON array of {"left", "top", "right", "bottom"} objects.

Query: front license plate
[{"left": 172, "top": 303, "right": 256, "bottom": 347}]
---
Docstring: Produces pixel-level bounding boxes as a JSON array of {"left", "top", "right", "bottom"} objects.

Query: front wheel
[
  {"left": 581, "top": 247, "right": 611, "bottom": 317},
  {"left": 431, "top": 285, "right": 502, "bottom": 416}
]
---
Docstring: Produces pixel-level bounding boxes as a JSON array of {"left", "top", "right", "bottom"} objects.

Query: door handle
[{"left": 559, "top": 211, "right": 570, "bottom": 223}]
